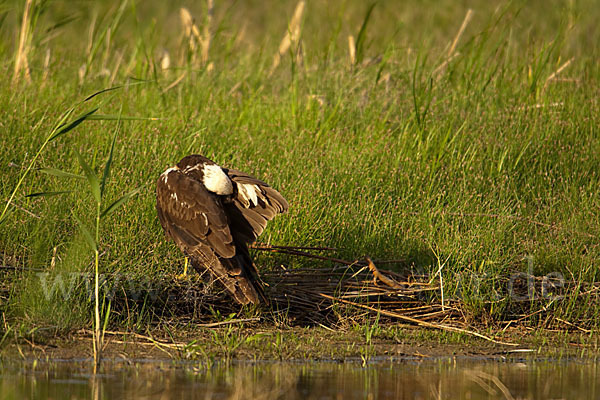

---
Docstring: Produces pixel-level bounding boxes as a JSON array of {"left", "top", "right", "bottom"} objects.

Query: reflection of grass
[
  {"left": 1, "top": 0, "right": 600, "bottom": 346},
  {"left": 2, "top": 356, "right": 599, "bottom": 399}
]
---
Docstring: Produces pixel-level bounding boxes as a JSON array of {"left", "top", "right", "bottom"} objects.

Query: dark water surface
[{"left": 0, "top": 357, "right": 598, "bottom": 399}]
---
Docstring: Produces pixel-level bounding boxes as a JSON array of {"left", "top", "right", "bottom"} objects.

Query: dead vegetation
[
  {"left": 2, "top": 242, "right": 598, "bottom": 349},
  {"left": 77, "top": 244, "right": 595, "bottom": 348}
]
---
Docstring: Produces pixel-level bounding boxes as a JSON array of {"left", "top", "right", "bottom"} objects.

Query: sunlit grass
[{"left": 1, "top": 0, "right": 599, "bottom": 336}]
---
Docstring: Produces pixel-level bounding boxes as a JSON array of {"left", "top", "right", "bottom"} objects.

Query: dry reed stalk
[
  {"left": 253, "top": 243, "right": 338, "bottom": 252},
  {"left": 180, "top": 8, "right": 201, "bottom": 47},
  {"left": 179, "top": 5, "right": 213, "bottom": 68},
  {"left": 41, "top": 48, "right": 50, "bottom": 85},
  {"left": 109, "top": 50, "right": 124, "bottom": 86},
  {"left": 271, "top": 1, "right": 305, "bottom": 73},
  {"left": 554, "top": 317, "right": 592, "bottom": 333},
  {"left": 465, "top": 370, "right": 516, "bottom": 400},
  {"left": 433, "top": 52, "right": 459, "bottom": 75},
  {"left": 4, "top": 199, "right": 39, "bottom": 219},
  {"left": 320, "top": 294, "right": 518, "bottom": 346},
  {"left": 162, "top": 72, "right": 188, "bottom": 93},
  {"left": 447, "top": 9, "right": 473, "bottom": 57},
  {"left": 234, "top": 22, "right": 247, "bottom": 48},
  {"left": 348, "top": 35, "right": 356, "bottom": 66},
  {"left": 179, "top": 7, "right": 201, "bottom": 65},
  {"left": 543, "top": 57, "right": 574, "bottom": 90},
  {"left": 86, "top": 12, "right": 97, "bottom": 58},
  {"left": 13, "top": 0, "right": 33, "bottom": 84},
  {"left": 79, "top": 12, "right": 96, "bottom": 85},
  {"left": 201, "top": 0, "right": 213, "bottom": 65},
  {"left": 379, "top": 72, "right": 391, "bottom": 92},
  {"left": 101, "top": 27, "right": 112, "bottom": 71},
  {"left": 433, "top": 9, "right": 473, "bottom": 78},
  {"left": 82, "top": 329, "right": 187, "bottom": 352},
  {"left": 227, "top": 81, "right": 242, "bottom": 96},
  {"left": 252, "top": 244, "right": 362, "bottom": 266},
  {"left": 78, "top": 65, "right": 86, "bottom": 84},
  {"left": 126, "top": 263, "right": 447, "bottom": 327},
  {"left": 49, "top": 246, "right": 57, "bottom": 270},
  {"left": 102, "top": 244, "right": 599, "bottom": 335}
]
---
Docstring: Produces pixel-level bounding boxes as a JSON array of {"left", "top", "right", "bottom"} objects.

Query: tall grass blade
[
  {"left": 37, "top": 167, "right": 84, "bottom": 180},
  {"left": 82, "top": 82, "right": 147, "bottom": 102},
  {"left": 102, "top": 299, "right": 111, "bottom": 339},
  {"left": 355, "top": 2, "right": 376, "bottom": 65},
  {"left": 49, "top": 107, "right": 99, "bottom": 141},
  {"left": 74, "top": 149, "right": 101, "bottom": 203},
  {"left": 101, "top": 188, "right": 141, "bottom": 218},
  {"left": 25, "top": 190, "right": 72, "bottom": 198},
  {"left": 87, "top": 114, "right": 160, "bottom": 121},
  {"left": 44, "top": 14, "right": 79, "bottom": 34}
]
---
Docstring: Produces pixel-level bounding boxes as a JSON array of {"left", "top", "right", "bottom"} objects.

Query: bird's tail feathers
[
  {"left": 190, "top": 253, "right": 267, "bottom": 305},
  {"left": 219, "top": 255, "right": 268, "bottom": 305}
]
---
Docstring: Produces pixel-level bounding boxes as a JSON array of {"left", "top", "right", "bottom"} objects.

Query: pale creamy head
[{"left": 202, "top": 164, "right": 233, "bottom": 195}]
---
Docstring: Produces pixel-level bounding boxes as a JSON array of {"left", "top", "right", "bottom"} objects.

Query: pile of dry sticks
[{"left": 147, "top": 244, "right": 517, "bottom": 345}]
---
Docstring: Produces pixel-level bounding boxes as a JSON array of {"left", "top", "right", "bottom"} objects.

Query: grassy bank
[{"left": 1, "top": 0, "right": 599, "bottom": 350}]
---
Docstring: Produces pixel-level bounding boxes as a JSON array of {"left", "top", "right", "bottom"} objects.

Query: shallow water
[{"left": 0, "top": 357, "right": 598, "bottom": 399}]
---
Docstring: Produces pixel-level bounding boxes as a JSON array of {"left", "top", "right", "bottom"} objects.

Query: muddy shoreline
[{"left": 4, "top": 324, "right": 598, "bottom": 363}]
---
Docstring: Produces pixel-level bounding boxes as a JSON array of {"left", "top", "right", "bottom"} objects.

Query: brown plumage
[{"left": 156, "top": 155, "right": 288, "bottom": 305}]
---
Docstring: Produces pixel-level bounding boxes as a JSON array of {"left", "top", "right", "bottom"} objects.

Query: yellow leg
[{"left": 176, "top": 257, "right": 189, "bottom": 280}]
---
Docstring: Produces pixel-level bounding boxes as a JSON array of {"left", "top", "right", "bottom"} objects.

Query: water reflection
[{"left": 0, "top": 358, "right": 598, "bottom": 399}]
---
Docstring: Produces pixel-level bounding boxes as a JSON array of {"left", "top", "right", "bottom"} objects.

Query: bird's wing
[
  {"left": 224, "top": 168, "right": 289, "bottom": 243},
  {"left": 156, "top": 169, "right": 236, "bottom": 262}
]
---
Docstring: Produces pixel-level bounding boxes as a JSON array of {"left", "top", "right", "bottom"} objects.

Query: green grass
[{"left": 1, "top": 0, "right": 600, "bottom": 337}]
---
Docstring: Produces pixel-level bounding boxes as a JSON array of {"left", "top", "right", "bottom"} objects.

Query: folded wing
[{"left": 224, "top": 168, "right": 289, "bottom": 244}]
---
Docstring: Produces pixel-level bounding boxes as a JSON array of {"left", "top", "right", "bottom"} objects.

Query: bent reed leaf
[
  {"left": 74, "top": 149, "right": 101, "bottom": 203},
  {"left": 25, "top": 190, "right": 72, "bottom": 198},
  {"left": 49, "top": 107, "right": 99, "bottom": 141},
  {"left": 83, "top": 85, "right": 127, "bottom": 102},
  {"left": 82, "top": 80, "right": 152, "bottom": 102},
  {"left": 86, "top": 114, "right": 161, "bottom": 121},
  {"left": 37, "top": 167, "right": 84, "bottom": 180},
  {"left": 101, "top": 187, "right": 142, "bottom": 218}
]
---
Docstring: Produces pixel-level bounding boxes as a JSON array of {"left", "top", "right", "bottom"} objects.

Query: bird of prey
[{"left": 156, "top": 155, "right": 288, "bottom": 305}]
